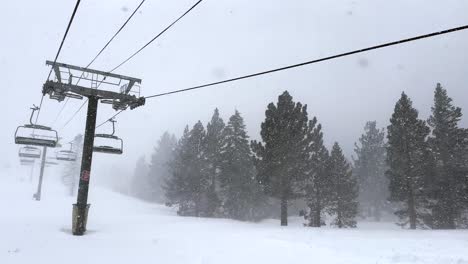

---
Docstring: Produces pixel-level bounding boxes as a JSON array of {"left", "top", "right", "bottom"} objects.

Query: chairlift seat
[
  {"left": 19, "top": 152, "right": 40, "bottom": 159},
  {"left": 15, "top": 137, "right": 57, "bottom": 148},
  {"left": 20, "top": 159, "right": 35, "bottom": 166},
  {"left": 45, "top": 160, "right": 59, "bottom": 166},
  {"left": 93, "top": 146, "right": 123, "bottom": 154},
  {"left": 18, "top": 146, "right": 41, "bottom": 159}
]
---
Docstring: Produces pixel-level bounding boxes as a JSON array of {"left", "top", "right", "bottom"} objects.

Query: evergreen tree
[
  {"left": 303, "top": 117, "right": 331, "bottom": 227},
  {"left": 353, "top": 121, "right": 388, "bottom": 221},
  {"left": 219, "top": 110, "right": 266, "bottom": 221},
  {"left": 61, "top": 134, "right": 83, "bottom": 196},
  {"left": 328, "top": 142, "right": 359, "bottom": 228},
  {"left": 146, "top": 132, "right": 177, "bottom": 202},
  {"left": 462, "top": 128, "right": 468, "bottom": 227},
  {"left": 130, "top": 132, "right": 176, "bottom": 202},
  {"left": 427, "top": 83, "right": 468, "bottom": 229},
  {"left": 131, "top": 155, "right": 149, "bottom": 197},
  {"left": 165, "top": 126, "right": 191, "bottom": 209},
  {"left": 386, "top": 92, "right": 431, "bottom": 229},
  {"left": 204, "top": 108, "right": 225, "bottom": 216},
  {"left": 252, "top": 91, "right": 309, "bottom": 226},
  {"left": 165, "top": 122, "right": 211, "bottom": 216}
]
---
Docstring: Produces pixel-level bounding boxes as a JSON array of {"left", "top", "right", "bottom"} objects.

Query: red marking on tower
[{"left": 81, "top": 170, "right": 90, "bottom": 182}]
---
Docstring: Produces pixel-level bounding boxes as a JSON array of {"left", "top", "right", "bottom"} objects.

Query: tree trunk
[
  {"left": 403, "top": 140, "right": 417, "bottom": 230},
  {"left": 445, "top": 197, "right": 456, "bottom": 229},
  {"left": 373, "top": 201, "right": 381, "bottom": 222},
  {"left": 447, "top": 174, "right": 456, "bottom": 229},
  {"left": 280, "top": 196, "right": 288, "bottom": 226},
  {"left": 337, "top": 203, "right": 343, "bottom": 228},
  {"left": 195, "top": 195, "right": 200, "bottom": 217},
  {"left": 313, "top": 199, "right": 321, "bottom": 227},
  {"left": 443, "top": 157, "right": 456, "bottom": 229},
  {"left": 374, "top": 206, "right": 381, "bottom": 222},
  {"left": 408, "top": 185, "right": 417, "bottom": 229},
  {"left": 337, "top": 178, "right": 343, "bottom": 228}
]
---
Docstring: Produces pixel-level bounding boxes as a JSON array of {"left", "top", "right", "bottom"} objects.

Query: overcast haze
[{"left": 2, "top": 0, "right": 468, "bottom": 182}]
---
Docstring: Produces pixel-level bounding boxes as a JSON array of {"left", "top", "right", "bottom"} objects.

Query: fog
[{"left": 2, "top": 0, "right": 468, "bottom": 185}]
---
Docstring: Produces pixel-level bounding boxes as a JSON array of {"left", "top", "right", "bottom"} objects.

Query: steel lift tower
[{"left": 43, "top": 61, "right": 145, "bottom": 236}]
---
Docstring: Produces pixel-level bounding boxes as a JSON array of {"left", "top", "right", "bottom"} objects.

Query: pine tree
[
  {"left": 303, "top": 117, "right": 331, "bottom": 227},
  {"left": 165, "top": 126, "right": 191, "bottom": 210},
  {"left": 131, "top": 155, "right": 149, "bottom": 197},
  {"left": 252, "top": 91, "right": 309, "bottom": 226},
  {"left": 204, "top": 108, "right": 225, "bottom": 216},
  {"left": 146, "top": 132, "right": 177, "bottom": 202},
  {"left": 462, "top": 128, "right": 468, "bottom": 226},
  {"left": 328, "top": 142, "right": 358, "bottom": 228},
  {"left": 427, "top": 83, "right": 468, "bottom": 229},
  {"left": 130, "top": 132, "right": 176, "bottom": 202},
  {"left": 219, "top": 110, "right": 267, "bottom": 221},
  {"left": 386, "top": 92, "right": 431, "bottom": 229},
  {"left": 165, "top": 122, "right": 211, "bottom": 216},
  {"left": 353, "top": 121, "right": 388, "bottom": 221},
  {"left": 61, "top": 134, "right": 83, "bottom": 196}
]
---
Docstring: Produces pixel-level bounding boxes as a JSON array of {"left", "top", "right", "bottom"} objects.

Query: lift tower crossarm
[
  {"left": 43, "top": 81, "right": 141, "bottom": 102},
  {"left": 46, "top": 61, "right": 142, "bottom": 84},
  {"left": 43, "top": 61, "right": 145, "bottom": 110}
]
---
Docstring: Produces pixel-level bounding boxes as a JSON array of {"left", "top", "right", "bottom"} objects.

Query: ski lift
[
  {"left": 18, "top": 146, "right": 41, "bottom": 159},
  {"left": 20, "top": 158, "right": 35, "bottom": 166},
  {"left": 15, "top": 106, "right": 58, "bottom": 148},
  {"left": 56, "top": 142, "right": 77, "bottom": 161},
  {"left": 93, "top": 119, "right": 123, "bottom": 155}
]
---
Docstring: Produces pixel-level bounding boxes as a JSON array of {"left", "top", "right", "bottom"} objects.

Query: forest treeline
[{"left": 129, "top": 83, "right": 468, "bottom": 229}]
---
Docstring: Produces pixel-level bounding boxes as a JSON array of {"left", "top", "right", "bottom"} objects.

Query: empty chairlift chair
[
  {"left": 15, "top": 125, "right": 58, "bottom": 148},
  {"left": 18, "top": 146, "right": 41, "bottom": 159},
  {"left": 20, "top": 158, "right": 35, "bottom": 166},
  {"left": 56, "top": 143, "right": 77, "bottom": 162},
  {"left": 56, "top": 150, "right": 77, "bottom": 161},
  {"left": 15, "top": 106, "right": 58, "bottom": 148},
  {"left": 93, "top": 119, "right": 123, "bottom": 155}
]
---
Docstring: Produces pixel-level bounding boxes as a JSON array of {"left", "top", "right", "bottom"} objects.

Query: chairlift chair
[
  {"left": 15, "top": 126, "right": 58, "bottom": 148},
  {"left": 56, "top": 150, "right": 77, "bottom": 161},
  {"left": 56, "top": 142, "right": 77, "bottom": 161},
  {"left": 20, "top": 158, "right": 35, "bottom": 166},
  {"left": 93, "top": 119, "right": 123, "bottom": 155},
  {"left": 93, "top": 134, "right": 123, "bottom": 154},
  {"left": 18, "top": 146, "right": 41, "bottom": 159},
  {"left": 15, "top": 106, "right": 58, "bottom": 148}
]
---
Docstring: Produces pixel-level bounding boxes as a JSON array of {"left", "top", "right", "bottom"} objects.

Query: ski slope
[{"left": 1, "top": 171, "right": 468, "bottom": 264}]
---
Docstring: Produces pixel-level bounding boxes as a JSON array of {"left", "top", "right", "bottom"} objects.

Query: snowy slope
[{"left": 1, "top": 170, "right": 468, "bottom": 264}]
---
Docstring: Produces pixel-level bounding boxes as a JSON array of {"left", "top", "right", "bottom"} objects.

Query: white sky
[{"left": 2, "top": 0, "right": 468, "bottom": 181}]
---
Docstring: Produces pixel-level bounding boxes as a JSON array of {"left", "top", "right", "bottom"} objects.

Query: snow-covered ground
[{"left": 1, "top": 170, "right": 468, "bottom": 264}]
